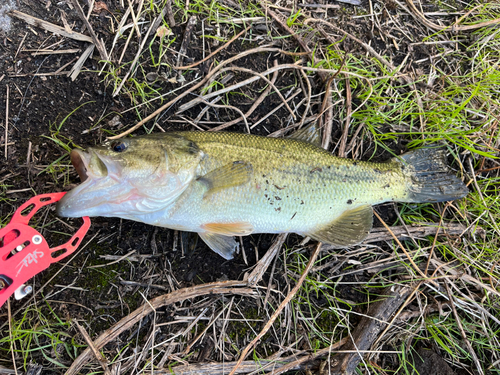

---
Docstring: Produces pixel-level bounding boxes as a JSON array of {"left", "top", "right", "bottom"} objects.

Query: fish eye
[{"left": 111, "top": 141, "right": 127, "bottom": 152}]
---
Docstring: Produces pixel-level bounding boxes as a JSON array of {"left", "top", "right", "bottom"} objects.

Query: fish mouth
[
  {"left": 70, "top": 149, "right": 90, "bottom": 182},
  {"left": 56, "top": 149, "right": 121, "bottom": 218}
]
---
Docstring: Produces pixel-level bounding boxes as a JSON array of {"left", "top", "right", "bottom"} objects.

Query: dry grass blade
[
  {"left": 229, "top": 242, "right": 322, "bottom": 375},
  {"left": 444, "top": 282, "right": 484, "bottom": 375},
  {"left": 74, "top": 321, "right": 111, "bottom": 375},
  {"left": 177, "top": 26, "right": 251, "bottom": 70},
  {"left": 4, "top": 85, "right": 8, "bottom": 159},
  {"left": 108, "top": 47, "right": 289, "bottom": 138},
  {"left": 65, "top": 280, "right": 257, "bottom": 375},
  {"left": 373, "top": 210, "right": 428, "bottom": 279},
  {"left": 330, "top": 285, "right": 412, "bottom": 374},
  {"left": 403, "top": 0, "right": 500, "bottom": 32},
  {"left": 9, "top": 10, "right": 93, "bottom": 43},
  {"left": 68, "top": 0, "right": 108, "bottom": 60}
]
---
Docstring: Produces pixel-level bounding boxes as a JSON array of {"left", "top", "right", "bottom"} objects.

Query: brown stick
[
  {"left": 211, "top": 60, "right": 280, "bottom": 130},
  {"left": 160, "top": 338, "right": 348, "bottom": 375},
  {"left": 338, "top": 76, "right": 352, "bottom": 157},
  {"left": 4, "top": 85, "right": 8, "bottom": 160},
  {"left": 373, "top": 211, "right": 428, "bottom": 279},
  {"left": 361, "top": 222, "right": 471, "bottom": 245},
  {"left": 176, "top": 16, "right": 197, "bottom": 67},
  {"left": 177, "top": 26, "right": 250, "bottom": 70},
  {"left": 74, "top": 321, "right": 112, "bottom": 375},
  {"left": 268, "top": 337, "right": 349, "bottom": 375},
  {"left": 330, "top": 285, "right": 412, "bottom": 374},
  {"left": 107, "top": 47, "right": 290, "bottom": 139},
  {"left": 229, "top": 243, "right": 323, "bottom": 375},
  {"left": 64, "top": 281, "right": 257, "bottom": 375}
]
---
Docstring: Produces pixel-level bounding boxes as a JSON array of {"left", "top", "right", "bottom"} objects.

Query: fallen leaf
[{"left": 93, "top": 1, "right": 109, "bottom": 14}]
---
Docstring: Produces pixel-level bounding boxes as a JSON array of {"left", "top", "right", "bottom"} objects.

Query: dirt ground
[{"left": 0, "top": 0, "right": 496, "bottom": 374}]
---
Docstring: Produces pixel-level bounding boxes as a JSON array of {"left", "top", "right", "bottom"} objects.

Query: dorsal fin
[{"left": 288, "top": 121, "right": 322, "bottom": 147}]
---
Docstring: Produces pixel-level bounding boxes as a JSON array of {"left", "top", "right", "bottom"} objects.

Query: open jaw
[
  {"left": 70, "top": 149, "right": 90, "bottom": 182},
  {"left": 56, "top": 149, "right": 126, "bottom": 218}
]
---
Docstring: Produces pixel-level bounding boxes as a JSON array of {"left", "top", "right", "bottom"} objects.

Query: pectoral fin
[
  {"left": 198, "top": 161, "right": 253, "bottom": 198},
  {"left": 307, "top": 205, "right": 373, "bottom": 247},
  {"left": 201, "top": 222, "right": 254, "bottom": 236},
  {"left": 199, "top": 232, "right": 239, "bottom": 260}
]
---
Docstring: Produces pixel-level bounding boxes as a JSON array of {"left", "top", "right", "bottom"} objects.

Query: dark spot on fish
[
  {"left": 310, "top": 167, "right": 322, "bottom": 173},
  {"left": 383, "top": 184, "right": 390, "bottom": 189},
  {"left": 353, "top": 162, "right": 358, "bottom": 166},
  {"left": 262, "top": 174, "right": 266, "bottom": 178},
  {"left": 291, "top": 212, "right": 297, "bottom": 220},
  {"left": 347, "top": 199, "right": 353, "bottom": 205},
  {"left": 374, "top": 168, "right": 383, "bottom": 174},
  {"left": 300, "top": 200, "right": 304, "bottom": 205},
  {"left": 264, "top": 194, "right": 268, "bottom": 198},
  {"left": 275, "top": 196, "right": 281, "bottom": 200},
  {"left": 275, "top": 207, "right": 281, "bottom": 212},
  {"left": 266, "top": 180, "right": 269, "bottom": 184},
  {"left": 274, "top": 184, "right": 286, "bottom": 190}
]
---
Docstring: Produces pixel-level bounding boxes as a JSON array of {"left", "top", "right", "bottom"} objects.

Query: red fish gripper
[{"left": 0, "top": 192, "right": 90, "bottom": 308}]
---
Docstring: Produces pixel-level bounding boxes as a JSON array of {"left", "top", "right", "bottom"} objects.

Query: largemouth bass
[{"left": 56, "top": 130, "right": 468, "bottom": 259}]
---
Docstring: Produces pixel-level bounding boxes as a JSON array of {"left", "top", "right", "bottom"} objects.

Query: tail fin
[{"left": 394, "top": 148, "right": 468, "bottom": 203}]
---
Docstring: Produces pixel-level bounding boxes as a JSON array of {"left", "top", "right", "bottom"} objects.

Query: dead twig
[
  {"left": 229, "top": 242, "right": 323, "bottom": 375},
  {"left": 177, "top": 25, "right": 251, "bottom": 70},
  {"left": 361, "top": 222, "right": 472, "bottom": 245},
  {"left": 74, "top": 321, "right": 111, "bottom": 375},
  {"left": 246, "top": 233, "right": 287, "bottom": 287},
  {"left": 338, "top": 76, "right": 352, "bottom": 157},
  {"left": 108, "top": 47, "right": 301, "bottom": 139},
  {"left": 268, "top": 338, "right": 349, "bottom": 375},
  {"left": 65, "top": 280, "right": 257, "bottom": 375},
  {"left": 214, "top": 60, "right": 279, "bottom": 130},
  {"left": 330, "top": 285, "right": 412, "bottom": 374},
  {"left": 178, "top": 66, "right": 296, "bottom": 120},
  {"left": 177, "top": 16, "right": 197, "bottom": 67},
  {"left": 320, "top": 76, "right": 335, "bottom": 150},
  {"left": 4, "top": 85, "right": 8, "bottom": 159},
  {"left": 373, "top": 211, "right": 428, "bottom": 280}
]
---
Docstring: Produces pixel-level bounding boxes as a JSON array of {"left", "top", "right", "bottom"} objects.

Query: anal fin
[
  {"left": 307, "top": 205, "right": 373, "bottom": 247},
  {"left": 199, "top": 232, "right": 239, "bottom": 260}
]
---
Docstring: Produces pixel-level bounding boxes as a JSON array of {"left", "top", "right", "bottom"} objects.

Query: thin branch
[{"left": 230, "top": 242, "right": 323, "bottom": 375}]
